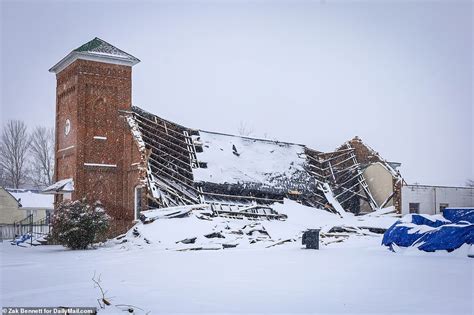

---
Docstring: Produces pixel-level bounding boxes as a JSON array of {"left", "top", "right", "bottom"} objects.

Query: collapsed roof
[{"left": 127, "top": 106, "right": 402, "bottom": 215}]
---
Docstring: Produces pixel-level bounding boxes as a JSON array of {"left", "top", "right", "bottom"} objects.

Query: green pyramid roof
[
  {"left": 74, "top": 37, "right": 140, "bottom": 61},
  {"left": 50, "top": 37, "right": 140, "bottom": 73},
  {"left": 74, "top": 37, "right": 104, "bottom": 52}
]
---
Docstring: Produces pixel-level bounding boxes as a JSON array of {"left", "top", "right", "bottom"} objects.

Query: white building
[{"left": 401, "top": 184, "right": 474, "bottom": 215}]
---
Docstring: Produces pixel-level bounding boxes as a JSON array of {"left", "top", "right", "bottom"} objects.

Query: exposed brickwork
[
  {"left": 335, "top": 136, "right": 403, "bottom": 213},
  {"left": 392, "top": 178, "right": 402, "bottom": 214},
  {"left": 344, "top": 137, "right": 384, "bottom": 165},
  {"left": 54, "top": 59, "right": 144, "bottom": 235}
]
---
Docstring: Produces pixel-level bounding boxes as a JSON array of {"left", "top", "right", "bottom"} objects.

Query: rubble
[
  {"left": 112, "top": 199, "right": 398, "bottom": 251},
  {"left": 222, "top": 243, "right": 239, "bottom": 249},
  {"left": 140, "top": 204, "right": 208, "bottom": 223},
  {"left": 204, "top": 232, "right": 225, "bottom": 239},
  {"left": 176, "top": 237, "right": 197, "bottom": 244},
  {"left": 265, "top": 239, "right": 295, "bottom": 248}
]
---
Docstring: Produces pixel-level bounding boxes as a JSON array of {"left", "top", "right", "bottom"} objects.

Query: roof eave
[
  {"left": 19, "top": 206, "right": 54, "bottom": 210},
  {"left": 49, "top": 51, "right": 140, "bottom": 74},
  {"left": 1, "top": 187, "right": 21, "bottom": 207}
]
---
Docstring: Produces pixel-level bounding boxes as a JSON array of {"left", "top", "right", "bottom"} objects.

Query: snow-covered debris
[
  {"left": 42, "top": 178, "right": 74, "bottom": 194},
  {"left": 140, "top": 204, "right": 209, "bottom": 223},
  {"left": 363, "top": 206, "right": 398, "bottom": 217},
  {"left": 113, "top": 199, "right": 398, "bottom": 251},
  {"left": 318, "top": 182, "right": 348, "bottom": 218}
]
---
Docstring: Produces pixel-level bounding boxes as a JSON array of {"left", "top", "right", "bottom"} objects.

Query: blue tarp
[
  {"left": 11, "top": 233, "right": 32, "bottom": 246},
  {"left": 410, "top": 214, "right": 446, "bottom": 227},
  {"left": 382, "top": 222, "right": 424, "bottom": 248},
  {"left": 442, "top": 208, "right": 474, "bottom": 224},
  {"left": 415, "top": 223, "right": 474, "bottom": 252},
  {"left": 382, "top": 210, "right": 474, "bottom": 252}
]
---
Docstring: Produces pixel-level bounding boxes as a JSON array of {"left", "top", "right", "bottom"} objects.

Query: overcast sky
[{"left": 1, "top": 0, "right": 472, "bottom": 186}]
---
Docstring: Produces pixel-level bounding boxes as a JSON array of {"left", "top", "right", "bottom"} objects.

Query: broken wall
[{"left": 359, "top": 163, "right": 394, "bottom": 213}]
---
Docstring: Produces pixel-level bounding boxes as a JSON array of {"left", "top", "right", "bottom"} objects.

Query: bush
[{"left": 51, "top": 199, "right": 110, "bottom": 250}]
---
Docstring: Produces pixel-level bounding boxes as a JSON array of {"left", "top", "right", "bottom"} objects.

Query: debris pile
[{"left": 112, "top": 199, "right": 398, "bottom": 251}]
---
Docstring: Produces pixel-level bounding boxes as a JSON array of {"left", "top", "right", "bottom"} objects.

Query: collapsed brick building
[{"left": 45, "top": 38, "right": 402, "bottom": 233}]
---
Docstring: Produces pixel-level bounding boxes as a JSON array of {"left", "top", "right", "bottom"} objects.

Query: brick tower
[{"left": 49, "top": 38, "right": 142, "bottom": 233}]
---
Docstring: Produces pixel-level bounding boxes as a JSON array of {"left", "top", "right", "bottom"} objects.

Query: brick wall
[{"left": 54, "top": 59, "right": 143, "bottom": 235}]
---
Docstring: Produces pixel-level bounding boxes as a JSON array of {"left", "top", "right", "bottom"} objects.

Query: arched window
[{"left": 134, "top": 185, "right": 143, "bottom": 220}]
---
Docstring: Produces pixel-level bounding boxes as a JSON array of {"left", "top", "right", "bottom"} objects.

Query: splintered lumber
[
  {"left": 175, "top": 246, "right": 222, "bottom": 251},
  {"left": 222, "top": 243, "right": 239, "bottom": 249},
  {"left": 140, "top": 206, "right": 197, "bottom": 223},
  {"left": 246, "top": 229, "right": 270, "bottom": 237},
  {"left": 321, "top": 237, "right": 348, "bottom": 246},
  {"left": 176, "top": 237, "right": 197, "bottom": 244},
  {"left": 320, "top": 233, "right": 352, "bottom": 238},
  {"left": 212, "top": 207, "right": 288, "bottom": 221},
  {"left": 358, "top": 227, "right": 387, "bottom": 234},
  {"left": 195, "top": 213, "right": 213, "bottom": 221},
  {"left": 204, "top": 232, "right": 225, "bottom": 239},
  {"left": 265, "top": 239, "right": 296, "bottom": 248},
  {"left": 326, "top": 225, "right": 384, "bottom": 236}
]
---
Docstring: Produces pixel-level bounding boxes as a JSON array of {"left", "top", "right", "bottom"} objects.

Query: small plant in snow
[
  {"left": 92, "top": 271, "right": 150, "bottom": 314},
  {"left": 51, "top": 199, "right": 110, "bottom": 250}
]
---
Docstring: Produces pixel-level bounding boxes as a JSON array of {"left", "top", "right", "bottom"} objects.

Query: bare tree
[
  {"left": 466, "top": 179, "right": 474, "bottom": 187},
  {"left": 0, "top": 120, "right": 30, "bottom": 188},
  {"left": 29, "top": 126, "right": 55, "bottom": 188},
  {"left": 238, "top": 121, "right": 254, "bottom": 137},
  {"left": 0, "top": 166, "right": 7, "bottom": 187}
]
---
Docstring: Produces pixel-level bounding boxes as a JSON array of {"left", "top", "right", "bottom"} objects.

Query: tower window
[{"left": 134, "top": 186, "right": 143, "bottom": 220}]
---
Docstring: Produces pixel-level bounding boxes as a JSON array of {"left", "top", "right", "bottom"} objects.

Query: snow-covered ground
[{"left": 1, "top": 201, "right": 473, "bottom": 314}]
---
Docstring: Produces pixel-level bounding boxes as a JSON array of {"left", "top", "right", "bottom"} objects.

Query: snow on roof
[
  {"left": 73, "top": 37, "right": 139, "bottom": 62},
  {"left": 9, "top": 191, "right": 54, "bottom": 209},
  {"left": 193, "top": 131, "right": 309, "bottom": 191},
  {"left": 42, "top": 178, "right": 74, "bottom": 194},
  {"left": 49, "top": 37, "right": 140, "bottom": 73}
]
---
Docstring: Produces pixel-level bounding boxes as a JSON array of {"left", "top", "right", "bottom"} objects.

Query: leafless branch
[
  {"left": 0, "top": 120, "right": 30, "bottom": 188},
  {"left": 92, "top": 271, "right": 111, "bottom": 309},
  {"left": 29, "top": 126, "right": 55, "bottom": 188},
  {"left": 237, "top": 121, "right": 254, "bottom": 137}
]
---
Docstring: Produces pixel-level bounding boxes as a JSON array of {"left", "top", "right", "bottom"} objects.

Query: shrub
[{"left": 51, "top": 199, "right": 110, "bottom": 250}]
